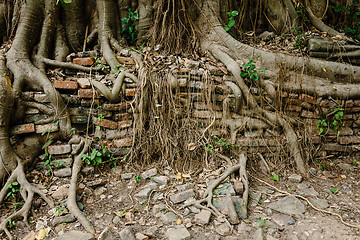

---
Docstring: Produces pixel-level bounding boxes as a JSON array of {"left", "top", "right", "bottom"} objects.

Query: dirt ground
[{"left": 1, "top": 154, "right": 359, "bottom": 240}]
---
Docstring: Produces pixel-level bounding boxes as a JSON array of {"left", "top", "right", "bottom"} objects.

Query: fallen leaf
[{"left": 35, "top": 228, "right": 49, "bottom": 240}]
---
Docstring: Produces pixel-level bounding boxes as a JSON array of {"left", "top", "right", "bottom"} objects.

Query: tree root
[
  {"left": 182, "top": 153, "right": 249, "bottom": 231},
  {"left": 251, "top": 175, "right": 360, "bottom": 230},
  {"left": 0, "top": 163, "right": 54, "bottom": 240}
]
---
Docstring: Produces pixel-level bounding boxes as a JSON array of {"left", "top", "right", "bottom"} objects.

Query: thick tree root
[{"left": 182, "top": 153, "right": 249, "bottom": 231}]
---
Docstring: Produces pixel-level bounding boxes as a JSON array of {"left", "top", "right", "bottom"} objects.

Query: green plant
[
  {"left": 224, "top": 10, "right": 239, "bottom": 34},
  {"left": 204, "top": 135, "right": 232, "bottom": 153},
  {"left": 43, "top": 152, "right": 54, "bottom": 175},
  {"left": 289, "top": 186, "right": 294, "bottom": 192},
  {"left": 55, "top": 205, "right": 65, "bottom": 217},
  {"left": 6, "top": 182, "right": 20, "bottom": 199},
  {"left": 8, "top": 218, "right": 13, "bottom": 228},
  {"left": 13, "top": 201, "right": 24, "bottom": 210},
  {"left": 121, "top": 8, "right": 139, "bottom": 45},
  {"left": 317, "top": 108, "right": 344, "bottom": 135},
  {"left": 270, "top": 174, "right": 279, "bottom": 181},
  {"left": 70, "top": 127, "right": 76, "bottom": 134},
  {"left": 133, "top": 176, "right": 141, "bottom": 183},
  {"left": 241, "top": 56, "right": 265, "bottom": 81},
  {"left": 330, "top": 187, "right": 339, "bottom": 194},
  {"left": 257, "top": 217, "right": 266, "bottom": 227},
  {"left": 81, "top": 146, "right": 113, "bottom": 166},
  {"left": 56, "top": 0, "right": 72, "bottom": 9},
  {"left": 118, "top": 210, "right": 127, "bottom": 217},
  {"left": 291, "top": 26, "right": 307, "bottom": 49},
  {"left": 333, "top": 0, "right": 360, "bottom": 41}
]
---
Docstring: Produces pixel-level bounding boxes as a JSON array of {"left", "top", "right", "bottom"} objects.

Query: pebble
[
  {"left": 98, "top": 226, "right": 116, "bottom": 240},
  {"left": 271, "top": 213, "right": 295, "bottom": 227},
  {"left": 152, "top": 176, "right": 169, "bottom": 185},
  {"left": 194, "top": 210, "right": 211, "bottom": 225},
  {"left": 52, "top": 186, "right": 68, "bottom": 199},
  {"left": 161, "top": 212, "right": 178, "bottom": 224},
  {"left": 54, "top": 168, "right": 72, "bottom": 177},
  {"left": 170, "top": 189, "right": 195, "bottom": 204},
  {"left": 121, "top": 173, "right": 135, "bottom": 180},
  {"left": 119, "top": 227, "right": 135, "bottom": 240},
  {"left": 135, "top": 233, "right": 148, "bottom": 240},
  {"left": 54, "top": 230, "right": 93, "bottom": 240},
  {"left": 288, "top": 174, "right": 302, "bottom": 183},
  {"left": 140, "top": 168, "right": 157, "bottom": 179},
  {"left": 94, "top": 186, "right": 107, "bottom": 195},
  {"left": 308, "top": 198, "right": 329, "bottom": 209}
]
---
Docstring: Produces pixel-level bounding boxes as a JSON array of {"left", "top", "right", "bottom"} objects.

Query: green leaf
[
  {"left": 228, "top": 19, "right": 235, "bottom": 28},
  {"left": 330, "top": 187, "right": 339, "bottom": 194},
  {"left": 12, "top": 182, "right": 19, "bottom": 186},
  {"left": 231, "top": 10, "right": 239, "bottom": 16},
  {"left": 270, "top": 174, "right": 279, "bottom": 181},
  {"left": 63, "top": 0, "right": 72, "bottom": 3}
]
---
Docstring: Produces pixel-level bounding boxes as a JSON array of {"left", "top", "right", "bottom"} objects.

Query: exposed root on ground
[
  {"left": 183, "top": 153, "right": 249, "bottom": 231},
  {"left": 252, "top": 175, "right": 360, "bottom": 230}
]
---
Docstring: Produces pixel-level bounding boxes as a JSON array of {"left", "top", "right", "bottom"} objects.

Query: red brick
[
  {"left": 118, "top": 120, "right": 132, "bottom": 129},
  {"left": 125, "top": 88, "right": 137, "bottom": 97},
  {"left": 114, "top": 138, "right": 132, "bottom": 147},
  {"left": 116, "top": 56, "right": 135, "bottom": 65},
  {"left": 93, "top": 117, "right": 118, "bottom": 129},
  {"left": 35, "top": 123, "right": 59, "bottom": 134},
  {"left": 48, "top": 145, "right": 71, "bottom": 155},
  {"left": 10, "top": 123, "right": 35, "bottom": 135},
  {"left": 114, "top": 113, "right": 133, "bottom": 121},
  {"left": 285, "top": 105, "right": 302, "bottom": 112},
  {"left": 73, "top": 57, "right": 94, "bottom": 66},
  {"left": 103, "top": 102, "right": 131, "bottom": 111},
  {"left": 339, "top": 136, "right": 360, "bottom": 145},
  {"left": 300, "top": 94, "right": 316, "bottom": 104},
  {"left": 54, "top": 81, "right": 78, "bottom": 90},
  {"left": 78, "top": 89, "right": 100, "bottom": 98}
]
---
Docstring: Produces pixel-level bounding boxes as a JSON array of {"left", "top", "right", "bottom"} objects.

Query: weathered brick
[
  {"left": 323, "top": 144, "right": 352, "bottom": 152},
  {"left": 34, "top": 93, "right": 50, "bottom": 103},
  {"left": 288, "top": 93, "right": 298, "bottom": 98},
  {"left": 93, "top": 117, "right": 118, "bottom": 129},
  {"left": 61, "top": 94, "right": 80, "bottom": 105},
  {"left": 68, "top": 107, "right": 90, "bottom": 116},
  {"left": 113, "top": 113, "right": 132, "bottom": 121},
  {"left": 347, "top": 107, "right": 360, "bottom": 113},
  {"left": 81, "top": 99, "right": 100, "bottom": 107},
  {"left": 192, "top": 110, "right": 222, "bottom": 119},
  {"left": 73, "top": 57, "right": 94, "bottom": 66},
  {"left": 178, "top": 93, "right": 204, "bottom": 101},
  {"left": 116, "top": 56, "right": 135, "bottom": 65},
  {"left": 345, "top": 100, "right": 354, "bottom": 108},
  {"left": 300, "top": 94, "right": 316, "bottom": 104},
  {"left": 77, "top": 78, "right": 91, "bottom": 88},
  {"left": 125, "top": 88, "right": 136, "bottom": 97},
  {"left": 284, "top": 98, "right": 301, "bottom": 105},
  {"left": 103, "top": 102, "right": 130, "bottom": 111},
  {"left": 339, "top": 136, "right": 360, "bottom": 145},
  {"left": 301, "top": 110, "right": 318, "bottom": 119},
  {"left": 178, "top": 78, "right": 187, "bottom": 87},
  {"left": 114, "top": 138, "right": 132, "bottom": 147},
  {"left": 25, "top": 108, "right": 40, "bottom": 114},
  {"left": 354, "top": 100, "right": 360, "bottom": 107},
  {"left": 23, "top": 114, "right": 47, "bottom": 123},
  {"left": 118, "top": 120, "right": 132, "bottom": 129},
  {"left": 301, "top": 102, "right": 313, "bottom": 110},
  {"left": 48, "top": 144, "right": 71, "bottom": 155},
  {"left": 106, "top": 129, "right": 128, "bottom": 140},
  {"left": 54, "top": 80, "right": 78, "bottom": 90},
  {"left": 71, "top": 115, "right": 89, "bottom": 124},
  {"left": 10, "top": 123, "right": 35, "bottom": 135},
  {"left": 78, "top": 89, "right": 100, "bottom": 98},
  {"left": 320, "top": 99, "right": 330, "bottom": 107},
  {"left": 35, "top": 123, "right": 59, "bottom": 134},
  {"left": 285, "top": 105, "right": 301, "bottom": 112}
]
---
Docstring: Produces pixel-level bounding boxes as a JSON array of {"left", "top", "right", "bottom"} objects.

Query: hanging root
[{"left": 182, "top": 153, "right": 249, "bottom": 231}]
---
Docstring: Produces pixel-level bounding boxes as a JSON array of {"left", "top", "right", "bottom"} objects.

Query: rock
[
  {"left": 161, "top": 212, "right": 178, "bottom": 224},
  {"left": 119, "top": 227, "right": 135, "bottom": 240},
  {"left": 143, "top": 226, "right": 158, "bottom": 237},
  {"left": 271, "top": 213, "right": 295, "bottom": 227},
  {"left": 152, "top": 203, "right": 167, "bottom": 215},
  {"left": 170, "top": 189, "right": 195, "bottom": 204},
  {"left": 338, "top": 163, "right": 355, "bottom": 172},
  {"left": 52, "top": 186, "right": 68, "bottom": 199},
  {"left": 121, "top": 173, "right": 135, "bottom": 180},
  {"left": 237, "top": 222, "right": 251, "bottom": 233},
  {"left": 309, "top": 168, "right": 317, "bottom": 175},
  {"left": 249, "top": 190, "right": 262, "bottom": 207},
  {"left": 94, "top": 186, "right": 106, "bottom": 195},
  {"left": 140, "top": 168, "right": 157, "bottom": 179},
  {"left": 22, "top": 230, "right": 36, "bottom": 240},
  {"left": 54, "top": 168, "right": 72, "bottom": 178},
  {"left": 112, "top": 216, "right": 121, "bottom": 224},
  {"left": 212, "top": 182, "right": 236, "bottom": 196},
  {"left": 308, "top": 198, "right": 329, "bottom": 209},
  {"left": 77, "top": 78, "right": 91, "bottom": 88},
  {"left": 253, "top": 228, "right": 265, "bottom": 240},
  {"left": 51, "top": 214, "right": 76, "bottom": 226},
  {"left": 98, "top": 227, "right": 116, "bottom": 240},
  {"left": 233, "top": 179, "right": 244, "bottom": 195},
  {"left": 152, "top": 176, "right": 169, "bottom": 185},
  {"left": 268, "top": 196, "right": 305, "bottom": 215},
  {"left": 135, "top": 183, "right": 158, "bottom": 199},
  {"left": 81, "top": 166, "right": 94, "bottom": 175},
  {"left": 259, "top": 31, "right": 275, "bottom": 42},
  {"left": 135, "top": 233, "right": 148, "bottom": 240},
  {"left": 165, "top": 225, "right": 191, "bottom": 240},
  {"left": 300, "top": 188, "right": 319, "bottom": 197},
  {"left": 54, "top": 230, "right": 93, "bottom": 240},
  {"left": 120, "top": 49, "right": 130, "bottom": 56},
  {"left": 215, "top": 222, "right": 231, "bottom": 236},
  {"left": 194, "top": 210, "right": 211, "bottom": 225},
  {"left": 175, "top": 183, "right": 192, "bottom": 192},
  {"left": 288, "top": 174, "right": 302, "bottom": 183}
]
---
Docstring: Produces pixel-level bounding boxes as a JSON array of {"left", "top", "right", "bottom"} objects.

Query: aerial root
[
  {"left": 0, "top": 164, "right": 54, "bottom": 240},
  {"left": 182, "top": 153, "right": 249, "bottom": 233}
]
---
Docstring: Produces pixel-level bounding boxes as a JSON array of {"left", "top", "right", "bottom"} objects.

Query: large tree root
[{"left": 183, "top": 153, "right": 249, "bottom": 232}]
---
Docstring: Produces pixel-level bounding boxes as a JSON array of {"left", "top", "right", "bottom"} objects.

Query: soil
[{"left": 2, "top": 155, "right": 359, "bottom": 240}]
